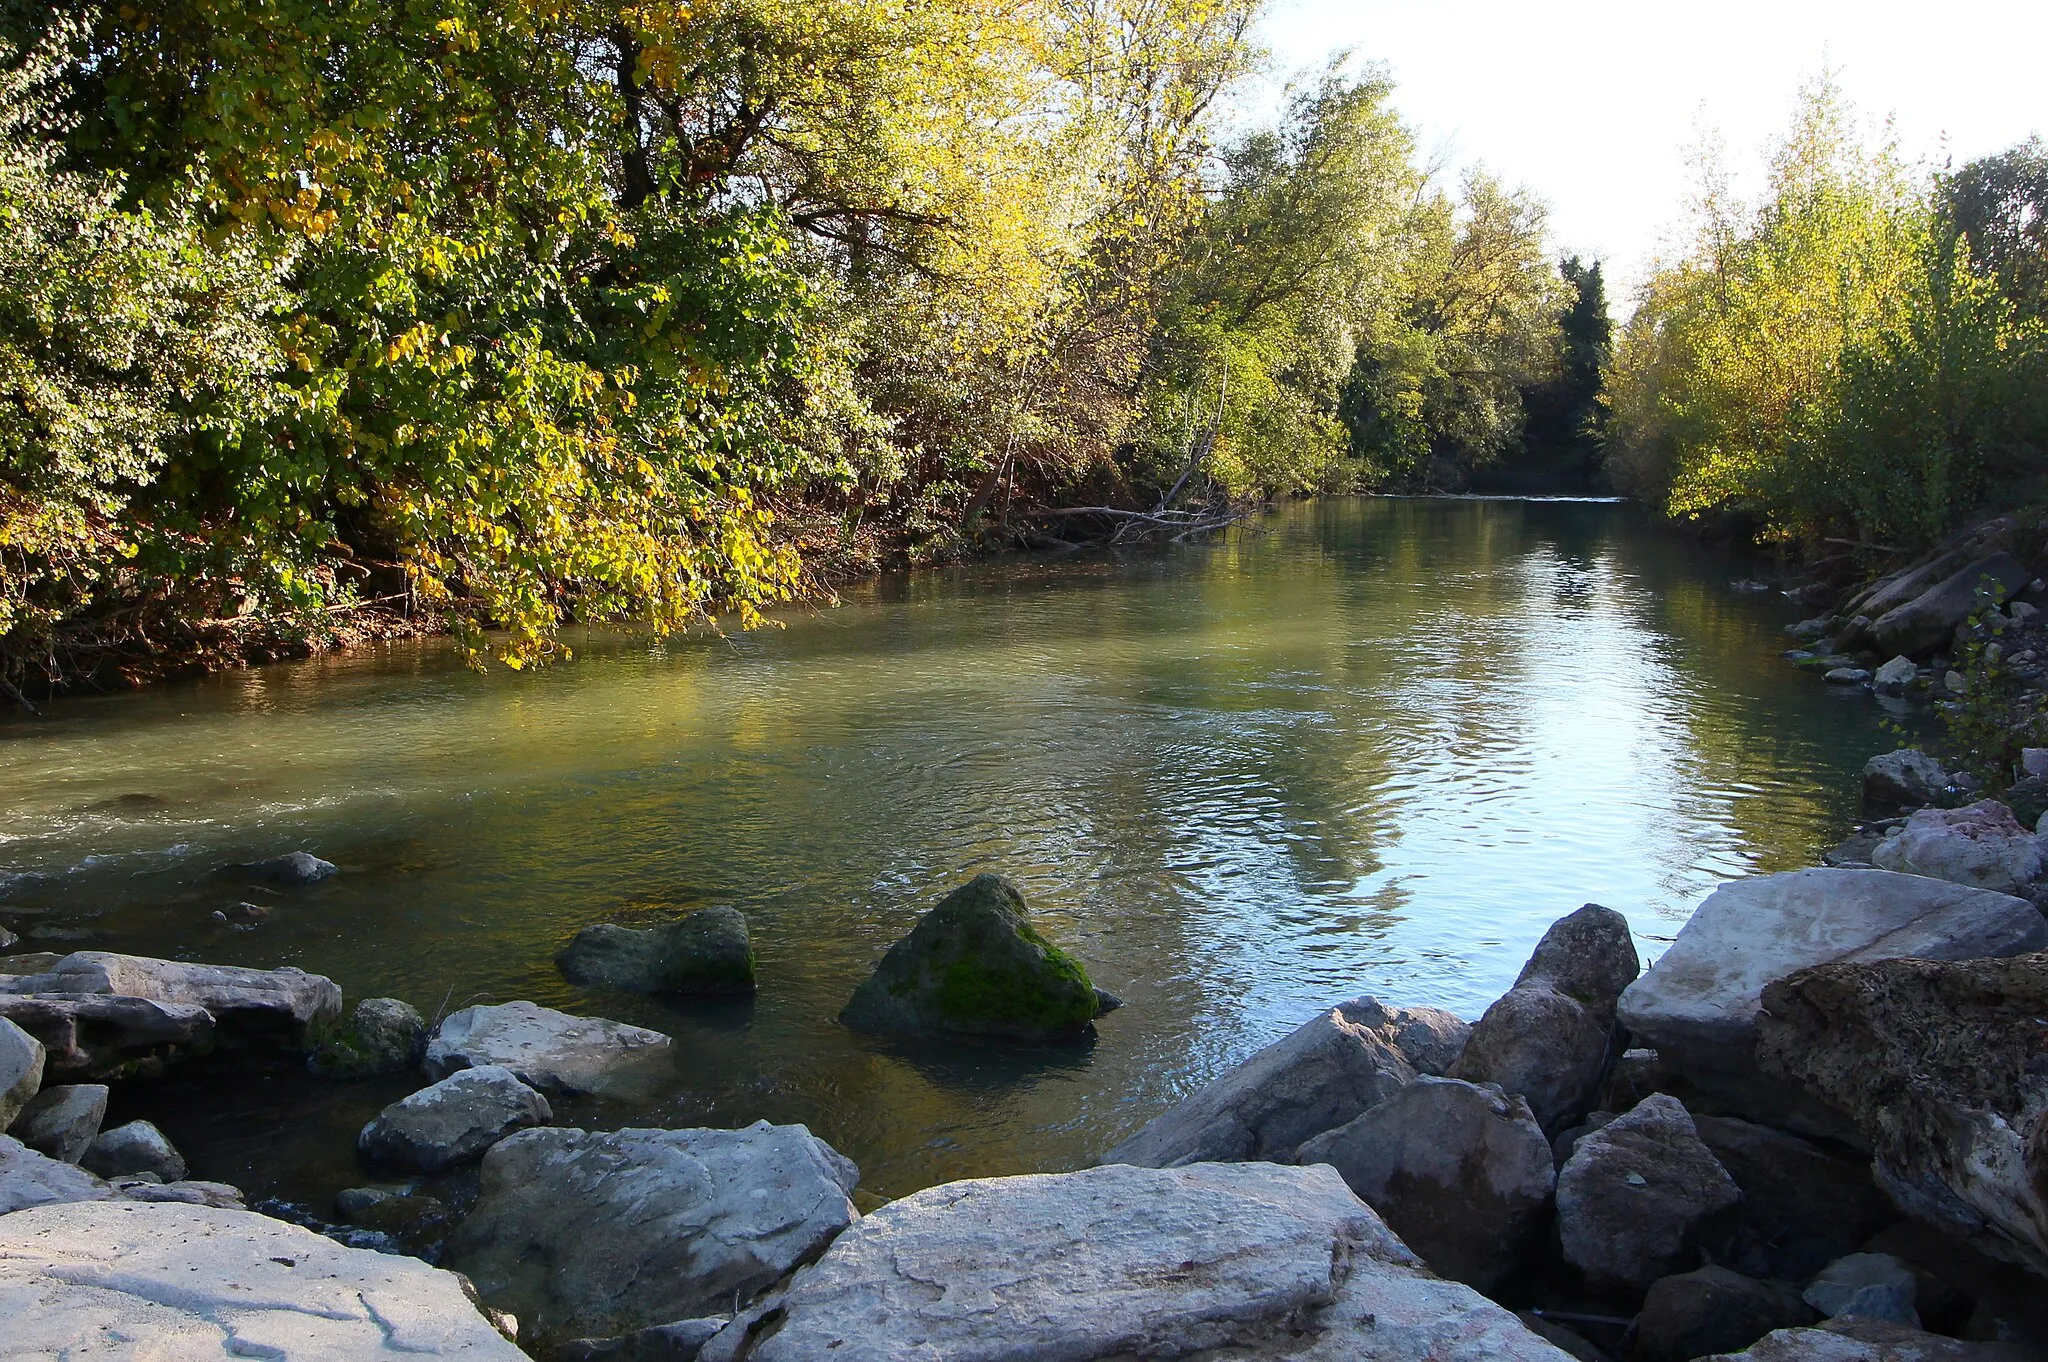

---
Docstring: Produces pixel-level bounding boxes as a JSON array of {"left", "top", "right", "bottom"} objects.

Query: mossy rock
[
  {"left": 839, "top": 874, "right": 1115, "bottom": 1043},
  {"left": 556, "top": 905, "right": 756, "bottom": 996},
  {"left": 308, "top": 997, "right": 426, "bottom": 1080}
]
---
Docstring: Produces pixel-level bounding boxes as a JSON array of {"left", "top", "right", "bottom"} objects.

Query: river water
[{"left": 0, "top": 498, "right": 1889, "bottom": 1208}]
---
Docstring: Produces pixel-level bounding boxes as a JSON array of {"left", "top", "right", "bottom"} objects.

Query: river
[{"left": 0, "top": 497, "right": 1890, "bottom": 1210}]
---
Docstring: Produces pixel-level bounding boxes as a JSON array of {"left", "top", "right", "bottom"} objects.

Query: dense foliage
[
  {"left": 1608, "top": 83, "right": 2048, "bottom": 552},
  {"left": 0, "top": 0, "right": 1579, "bottom": 690}
]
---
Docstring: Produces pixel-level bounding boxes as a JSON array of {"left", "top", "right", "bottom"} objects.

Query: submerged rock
[
  {"left": 1615, "top": 869, "right": 2047, "bottom": 1135},
  {"left": 359, "top": 1065, "right": 551, "bottom": 1172},
  {"left": 1295, "top": 1075, "right": 1555, "bottom": 1291},
  {"left": 840, "top": 874, "right": 1111, "bottom": 1043},
  {"left": 82, "top": 1120, "right": 187, "bottom": 1183},
  {"left": 424, "top": 1000, "right": 670, "bottom": 1096},
  {"left": 239, "top": 850, "right": 337, "bottom": 885},
  {"left": 0, "top": 1200, "right": 525, "bottom": 1358},
  {"left": 11, "top": 1084, "right": 106, "bottom": 1164},
  {"left": 1870, "top": 801, "right": 2045, "bottom": 895},
  {"left": 0, "top": 1016, "right": 42, "bottom": 1133},
  {"left": 557, "top": 906, "right": 756, "bottom": 995},
  {"left": 1101, "top": 995, "right": 1468, "bottom": 1167},
  {"left": 1448, "top": 904, "right": 1638, "bottom": 1134},
  {"left": 722, "top": 1161, "right": 1573, "bottom": 1362},
  {"left": 448, "top": 1121, "right": 858, "bottom": 1345},
  {"left": 309, "top": 996, "right": 427, "bottom": 1080},
  {"left": 1554, "top": 1094, "right": 1741, "bottom": 1295}
]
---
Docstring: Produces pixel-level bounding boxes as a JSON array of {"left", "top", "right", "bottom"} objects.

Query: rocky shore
[{"left": 5, "top": 827, "right": 2048, "bottom": 1358}]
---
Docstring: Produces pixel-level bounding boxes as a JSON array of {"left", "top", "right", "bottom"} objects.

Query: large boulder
[
  {"left": 0, "top": 1135, "right": 115, "bottom": 1214},
  {"left": 0, "top": 1200, "right": 526, "bottom": 1358},
  {"left": 1697, "top": 1315, "right": 2036, "bottom": 1361},
  {"left": 1871, "top": 802, "right": 2046, "bottom": 895},
  {"left": 1864, "top": 750, "right": 1951, "bottom": 810},
  {"left": 11, "top": 1084, "right": 106, "bottom": 1164},
  {"left": 1554, "top": 1094, "right": 1742, "bottom": 1294},
  {"left": 1871, "top": 552, "right": 2032, "bottom": 658},
  {"left": 1295, "top": 1076, "right": 1555, "bottom": 1291},
  {"left": 716, "top": 1161, "right": 1573, "bottom": 1362},
  {"left": 1102, "top": 995, "right": 1468, "bottom": 1167},
  {"left": 424, "top": 1001, "right": 671, "bottom": 1096},
  {"left": 840, "top": 874, "right": 1112, "bottom": 1043},
  {"left": 359, "top": 1065, "right": 551, "bottom": 1172},
  {"left": 1635, "top": 1266, "right": 1812, "bottom": 1362},
  {"left": 1448, "top": 904, "right": 1638, "bottom": 1133},
  {"left": 448, "top": 1121, "right": 858, "bottom": 1347},
  {"left": 0, "top": 1016, "right": 41, "bottom": 1132},
  {"left": 557, "top": 906, "right": 756, "bottom": 996},
  {"left": 1754, "top": 951, "right": 2048, "bottom": 1275},
  {"left": 309, "top": 997, "right": 427, "bottom": 1079},
  {"left": 82, "top": 1120, "right": 187, "bottom": 1182},
  {"left": 1616, "top": 869, "right": 2048, "bottom": 1135},
  {"left": 1693, "top": 1114, "right": 1897, "bottom": 1280},
  {"left": 0, "top": 992, "right": 214, "bottom": 1080}
]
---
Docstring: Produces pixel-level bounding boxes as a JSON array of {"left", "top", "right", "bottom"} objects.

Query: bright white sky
[{"left": 1251, "top": 0, "right": 2048, "bottom": 306}]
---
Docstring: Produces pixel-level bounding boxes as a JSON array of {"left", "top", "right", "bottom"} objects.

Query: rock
[
  {"left": 1947, "top": 670, "right": 1969, "bottom": 693},
  {"left": 118, "top": 1178, "right": 246, "bottom": 1209},
  {"left": 1101, "top": 995, "right": 1468, "bottom": 1167},
  {"left": 1551, "top": 1110, "right": 1616, "bottom": 1168},
  {"left": 1754, "top": 951, "right": 2048, "bottom": 1275},
  {"left": 241, "top": 850, "right": 337, "bottom": 885},
  {"left": 1517, "top": 1313, "right": 1612, "bottom": 1362},
  {"left": 1693, "top": 1114, "right": 1896, "bottom": 1281},
  {"left": 0, "top": 1016, "right": 41, "bottom": 1133},
  {"left": 1858, "top": 1221, "right": 1985, "bottom": 1333},
  {"left": 335, "top": 1185, "right": 395, "bottom": 1220},
  {"left": 309, "top": 997, "right": 427, "bottom": 1079},
  {"left": 1805, "top": 1253, "right": 1923, "bottom": 1327},
  {"left": 0, "top": 992, "right": 215, "bottom": 1080},
  {"left": 725, "top": 1161, "right": 1574, "bottom": 1362},
  {"left": 0, "top": 1134, "right": 115, "bottom": 1214},
  {"left": 1874, "top": 657, "right": 1920, "bottom": 696},
  {"left": 81, "top": 1120, "right": 187, "bottom": 1182},
  {"left": 1636, "top": 1266, "right": 1813, "bottom": 1362},
  {"left": 1871, "top": 801, "right": 2046, "bottom": 894},
  {"left": 839, "top": 874, "right": 1110, "bottom": 1042},
  {"left": 0, "top": 1200, "right": 526, "bottom": 1357},
  {"left": 343, "top": 1192, "right": 458, "bottom": 1261},
  {"left": 1829, "top": 667, "right": 1875, "bottom": 685},
  {"left": 359, "top": 1065, "right": 551, "bottom": 1172},
  {"left": 1865, "top": 750, "right": 1952, "bottom": 810},
  {"left": 11, "top": 1084, "right": 106, "bottom": 1163},
  {"left": 1615, "top": 869, "right": 2048, "bottom": 1135},
  {"left": 424, "top": 1000, "right": 670, "bottom": 1096},
  {"left": 1448, "top": 904, "right": 1638, "bottom": 1133},
  {"left": 1872, "top": 552, "right": 2032, "bottom": 658},
  {"left": 448, "top": 1121, "right": 858, "bottom": 1346},
  {"left": 557, "top": 906, "right": 756, "bottom": 996},
  {"left": 1699, "top": 1316, "right": 2037, "bottom": 1361},
  {"left": 1999, "top": 776, "right": 2048, "bottom": 831},
  {"left": 1554, "top": 1094, "right": 1741, "bottom": 1294},
  {"left": 1605, "top": 1047, "right": 1685, "bottom": 1111},
  {"left": 2023, "top": 749, "right": 2048, "bottom": 781},
  {"left": 1294, "top": 1075, "right": 1555, "bottom": 1291},
  {"left": 0, "top": 950, "right": 341, "bottom": 1052},
  {"left": 560, "top": 1318, "right": 728, "bottom": 1362}
]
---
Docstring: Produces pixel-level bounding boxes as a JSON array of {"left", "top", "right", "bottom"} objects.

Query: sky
[{"left": 1251, "top": 0, "right": 2048, "bottom": 305}]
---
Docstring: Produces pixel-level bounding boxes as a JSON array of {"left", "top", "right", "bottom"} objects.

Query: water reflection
[{"left": 0, "top": 498, "right": 1886, "bottom": 1203}]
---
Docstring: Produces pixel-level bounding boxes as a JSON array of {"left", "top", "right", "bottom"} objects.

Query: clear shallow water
[{"left": 0, "top": 498, "right": 1889, "bottom": 1205}]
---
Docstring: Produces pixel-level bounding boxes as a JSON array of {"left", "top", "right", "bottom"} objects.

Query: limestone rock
[
  {"left": 1615, "top": 869, "right": 2047, "bottom": 1135},
  {"left": 1636, "top": 1266, "right": 1812, "bottom": 1362},
  {"left": 1448, "top": 904, "right": 1638, "bottom": 1133},
  {"left": 1554, "top": 1094, "right": 1741, "bottom": 1294},
  {"left": 0, "top": 1016, "right": 41, "bottom": 1133},
  {"left": 1871, "top": 552, "right": 2032, "bottom": 658},
  {"left": 1864, "top": 750, "right": 1951, "bottom": 810},
  {"left": 0, "top": 1134, "right": 114, "bottom": 1214},
  {"left": 1697, "top": 1315, "right": 2036, "bottom": 1361},
  {"left": 83, "top": 1120, "right": 187, "bottom": 1182},
  {"left": 557, "top": 906, "right": 756, "bottom": 996},
  {"left": 728, "top": 1161, "right": 1573, "bottom": 1362},
  {"left": 1295, "top": 1076, "right": 1555, "bottom": 1291},
  {"left": 0, "top": 992, "right": 214, "bottom": 1080},
  {"left": 1693, "top": 1114, "right": 1896, "bottom": 1281},
  {"left": 448, "top": 1121, "right": 858, "bottom": 1346},
  {"left": 1871, "top": 801, "right": 2046, "bottom": 895},
  {"left": 1805, "top": 1253, "right": 1922, "bottom": 1327},
  {"left": 309, "top": 997, "right": 427, "bottom": 1079},
  {"left": 1754, "top": 951, "right": 2048, "bottom": 1275},
  {"left": 0, "top": 1199, "right": 526, "bottom": 1358},
  {"left": 1101, "top": 995, "right": 1468, "bottom": 1167},
  {"left": 241, "top": 850, "right": 338, "bottom": 885},
  {"left": 11, "top": 1084, "right": 106, "bottom": 1163},
  {"left": 839, "top": 874, "right": 1109, "bottom": 1042},
  {"left": 0, "top": 950, "right": 341, "bottom": 1053},
  {"left": 359, "top": 1065, "right": 551, "bottom": 1172},
  {"left": 424, "top": 1000, "right": 671, "bottom": 1096}
]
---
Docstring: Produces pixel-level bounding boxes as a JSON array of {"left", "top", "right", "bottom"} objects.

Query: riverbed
[{"left": 0, "top": 497, "right": 1890, "bottom": 1208}]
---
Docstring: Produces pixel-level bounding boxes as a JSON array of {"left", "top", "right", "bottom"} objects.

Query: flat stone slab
[
  {"left": 424, "top": 1001, "right": 671, "bottom": 1096},
  {"left": 0, "top": 1200, "right": 526, "bottom": 1358},
  {"left": 731, "top": 1161, "right": 1568, "bottom": 1362}
]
